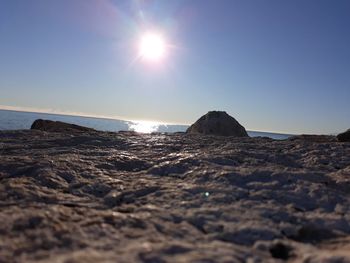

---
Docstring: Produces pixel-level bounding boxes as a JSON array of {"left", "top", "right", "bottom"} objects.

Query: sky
[{"left": 0, "top": 0, "right": 349, "bottom": 134}]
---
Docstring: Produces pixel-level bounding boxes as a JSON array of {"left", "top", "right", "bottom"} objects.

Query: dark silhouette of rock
[
  {"left": 337, "top": 129, "right": 350, "bottom": 142},
  {"left": 31, "top": 119, "right": 95, "bottom": 133},
  {"left": 269, "top": 243, "right": 292, "bottom": 260},
  {"left": 186, "top": 111, "right": 248, "bottom": 137},
  {"left": 288, "top": 134, "right": 337, "bottom": 143}
]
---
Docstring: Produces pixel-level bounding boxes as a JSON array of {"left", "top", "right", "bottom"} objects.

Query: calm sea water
[{"left": 0, "top": 110, "right": 292, "bottom": 140}]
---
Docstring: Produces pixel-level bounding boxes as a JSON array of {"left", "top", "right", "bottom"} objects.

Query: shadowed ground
[{"left": 0, "top": 130, "right": 350, "bottom": 262}]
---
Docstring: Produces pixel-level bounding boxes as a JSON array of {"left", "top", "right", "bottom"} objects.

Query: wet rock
[
  {"left": 31, "top": 119, "right": 95, "bottom": 133},
  {"left": 337, "top": 129, "right": 350, "bottom": 142},
  {"left": 186, "top": 111, "right": 248, "bottom": 137}
]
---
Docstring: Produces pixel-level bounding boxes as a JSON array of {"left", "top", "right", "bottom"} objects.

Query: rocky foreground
[{"left": 1, "top": 129, "right": 350, "bottom": 263}]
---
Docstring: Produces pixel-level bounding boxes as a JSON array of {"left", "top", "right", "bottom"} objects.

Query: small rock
[
  {"left": 104, "top": 190, "right": 123, "bottom": 207},
  {"left": 269, "top": 243, "right": 292, "bottom": 260}
]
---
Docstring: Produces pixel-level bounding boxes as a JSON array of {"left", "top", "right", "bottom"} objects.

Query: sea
[{"left": 0, "top": 109, "right": 293, "bottom": 140}]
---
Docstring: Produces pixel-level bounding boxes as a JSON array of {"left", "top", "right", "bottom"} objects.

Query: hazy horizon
[
  {"left": 1, "top": 0, "right": 349, "bottom": 134},
  {"left": 0, "top": 106, "right": 297, "bottom": 137}
]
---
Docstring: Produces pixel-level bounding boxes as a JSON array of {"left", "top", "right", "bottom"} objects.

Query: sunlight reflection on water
[{"left": 128, "top": 121, "right": 160, "bottom": 133}]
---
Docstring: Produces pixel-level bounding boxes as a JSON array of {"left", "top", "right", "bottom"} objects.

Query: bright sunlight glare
[
  {"left": 139, "top": 32, "right": 166, "bottom": 62},
  {"left": 128, "top": 120, "right": 160, "bottom": 133}
]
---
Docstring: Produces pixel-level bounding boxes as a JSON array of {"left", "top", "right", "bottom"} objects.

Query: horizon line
[
  {"left": 0, "top": 104, "right": 299, "bottom": 135},
  {"left": 0, "top": 104, "right": 190, "bottom": 126}
]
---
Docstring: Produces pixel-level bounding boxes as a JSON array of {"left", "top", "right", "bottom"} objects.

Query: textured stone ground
[{"left": 1, "top": 130, "right": 350, "bottom": 262}]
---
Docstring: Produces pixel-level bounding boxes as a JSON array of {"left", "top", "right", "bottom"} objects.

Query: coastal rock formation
[
  {"left": 288, "top": 134, "right": 337, "bottom": 143},
  {"left": 337, "top": 129, "right": 350, "bottom": 142},
  {"left": 186, "top": 111, "right": 249, "bottom": 137},
  {"left": 31, "top": 119, "right": 95, "bottom": 133},
  {"left": 1, "top": 125, "right": 350, "bottom": 262}
]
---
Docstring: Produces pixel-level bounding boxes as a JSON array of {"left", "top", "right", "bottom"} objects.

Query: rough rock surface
[
  {"left": 186, "top": 111, "right": 249, "bottom": 137},
  {"left": 31, "top": 119, "right": 95, "bottom": 133},
  {"left": 1, "top": 128, "right": 350, "bottom": 262},
  {"left": 337, "top": 129, "right": 350, "bottom": 142},
  {"left": 288, "top": 134, "right": 337, "bottom": 143}
]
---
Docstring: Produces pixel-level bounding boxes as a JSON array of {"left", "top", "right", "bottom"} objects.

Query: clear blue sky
[{"left": 1, "top": 0, "right": 349, "bottom": 134}]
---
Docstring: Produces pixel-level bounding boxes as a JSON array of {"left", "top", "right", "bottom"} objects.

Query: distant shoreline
[
  {"left": 0, "top": 108, "right": 189, "bottom": 126},
  {"left": 0, "top": 108, "right": 296, "bottom": 137}
]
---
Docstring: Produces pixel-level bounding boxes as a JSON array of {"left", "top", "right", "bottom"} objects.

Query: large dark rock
[
  {"left": 186, "top": 111, "right": 249, "bottom": 137},
  {"left": 337, "top": 129, "right": 350, "bottom": 142},
  {"left": 31, "top": 119, "right": 95, "bottom": 133}
]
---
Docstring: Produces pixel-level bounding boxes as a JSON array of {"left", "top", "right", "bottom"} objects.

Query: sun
[{"left": 139, "top": 32, "right": 166, "bottom": 62}]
